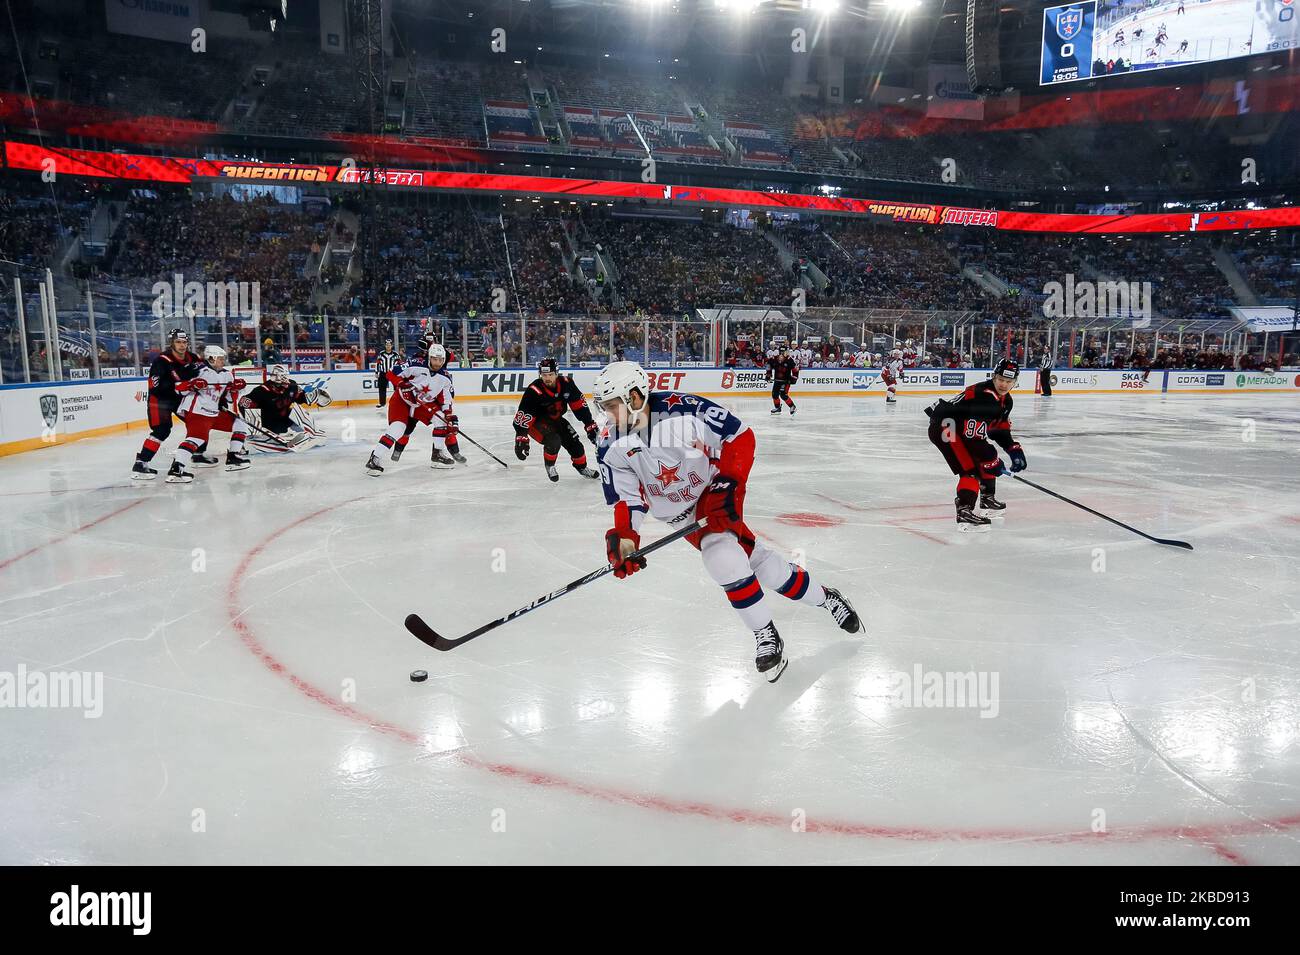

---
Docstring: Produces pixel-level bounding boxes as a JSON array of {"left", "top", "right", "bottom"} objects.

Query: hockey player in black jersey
[
  {"left": 130, "top": 329, "right": 215, "bottom": 479},
  {"left": 924, "top": 358, "right": 1028, "bottom": 527},
  {"left": 765, "top": 344, "right": 799, "bottom": 415},
  {"left": 238, "top": 365, "right": 322, "bottom": 450},
  {"left": 513, "top": 358, "right": 600, "bottom": 483}
]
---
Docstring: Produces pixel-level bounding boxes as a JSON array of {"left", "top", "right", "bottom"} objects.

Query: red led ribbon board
[{"left": 6, "top": 141, "right": 1298, "bottom": 235}]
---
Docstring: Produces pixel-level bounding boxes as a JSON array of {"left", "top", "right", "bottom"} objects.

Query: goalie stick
[
  {"left": 242, "top": 416, "right": 298, "bottom": 451},
  {"left": 406, "top": 520, "right": 703, "bottom": 651}
]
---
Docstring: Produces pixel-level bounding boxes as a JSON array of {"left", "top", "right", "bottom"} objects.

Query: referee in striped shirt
[{"left": 374, "top": 339, "right": 399, "bottom": 407}]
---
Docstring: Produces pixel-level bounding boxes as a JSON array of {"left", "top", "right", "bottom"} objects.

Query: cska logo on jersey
[
  {"left": 1055, "top": 7, "right": 1084, "bottom": 41},
  {"left": 654, "top": 462, "right": 682, "bottom": 488}
]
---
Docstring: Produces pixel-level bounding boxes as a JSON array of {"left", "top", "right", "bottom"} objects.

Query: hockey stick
[
  {"left": 432, "top": 409, "right": 510, "bottom": 469},
  {"left": 406, "top": 520, "right": 704, "bottom": 651},
  {"left": 1009, "top": 473, "right": 1193, "bottom": 550},
  {"left": 240, "top": 414, "right": 299, "bottom": 451}
]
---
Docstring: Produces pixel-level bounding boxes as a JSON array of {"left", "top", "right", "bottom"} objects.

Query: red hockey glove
[
  {"left": 605, "top": 502, "right": 645, "bottom": 580},
  {"left": 698, "top": 477, "right": 741, "bottom": 533},
  {"left": 585, "top": 420, "right": 599, "bottom": 445},
  {"left": 445, "top": 413, "right": 459, "bottom": 434},
  {"left": 514, "top": 434, "right": 530, "bottom": 461},
  {"left": 228, "top": 378, "right": 247, "bottom": 392}
]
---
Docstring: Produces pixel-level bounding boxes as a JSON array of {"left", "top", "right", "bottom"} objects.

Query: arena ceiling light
[
  {"left": 881, "top": 0, "right": 920, "bottom": 10},
  {"left": 803, "top": 0, "right": 840, "bottom": 11}
]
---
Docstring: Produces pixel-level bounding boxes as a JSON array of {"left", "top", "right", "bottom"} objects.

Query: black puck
[{"left": 409, "top": 669, "right": 428, "bottom": 683}]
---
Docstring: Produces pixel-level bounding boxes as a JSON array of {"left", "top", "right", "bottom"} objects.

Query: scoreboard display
[
  {"left": 1041, "top": 0, "right": 1299, "bottom": 86},
  {"left": 1040, "top": 2, "right": 1099, "bottom": 85}
]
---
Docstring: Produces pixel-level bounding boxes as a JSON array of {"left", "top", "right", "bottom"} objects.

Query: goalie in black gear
[
  {"left": 513, "top": 358, "right": 600, "bottom": 483},
  {"left": 238, "top": 366, "right": 326, "bottom": 452}
]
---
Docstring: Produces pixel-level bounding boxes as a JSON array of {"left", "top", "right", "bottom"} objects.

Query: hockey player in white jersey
[
  {"left": 365, "top": 342, "right": 463, "bottom": 475},
  {"left": 882, "top": 349, "right": 904, "bottom": 403},
  {"left": 165, "top": 345, "right": 251, "bottom": 483},
  {"left": 593, "top": 361, "right": 862, "bottom": 682}
]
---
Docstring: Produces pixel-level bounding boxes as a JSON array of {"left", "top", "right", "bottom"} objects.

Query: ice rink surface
[{"left": 2, "top": 391, "right": 1298, "bottom": 864}]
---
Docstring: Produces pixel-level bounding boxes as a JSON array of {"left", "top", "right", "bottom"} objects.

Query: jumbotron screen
[{"left": 1040, "top": 0, "right": 1298, "bottom": 85}]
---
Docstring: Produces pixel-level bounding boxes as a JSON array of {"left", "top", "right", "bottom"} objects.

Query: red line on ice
[
  {"left": 1206, "top": 841, "right": 1250, "bottom": 866},
  {"left": 228, "top": 499, "right": 1300, "bottom": 855},
  {"left": 0, "top": 498, "right": 147, "bottom": 574}
]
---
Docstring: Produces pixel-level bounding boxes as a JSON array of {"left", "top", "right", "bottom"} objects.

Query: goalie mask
[{"left": 267, "top": 365, "right": 291, "bottom": 388}]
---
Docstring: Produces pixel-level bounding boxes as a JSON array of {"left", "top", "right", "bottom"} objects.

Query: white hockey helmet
[
  {"left": 592, "top": 360, "right": 650, "bottom": 419},
  {"left": 426, "top": 342, "right": 447, "bottom": 364},
  {"left": 905, "top": 338, "right": 915, "bottom": 347},
  {"left": 890, "top": 348, "right": 903, "bottom": 359},
  {"left": 268, "top": 364, "right": 291, "bottom": 385},
  {"left": 205, "top": 345, "right": 228, "bottom": 367}
]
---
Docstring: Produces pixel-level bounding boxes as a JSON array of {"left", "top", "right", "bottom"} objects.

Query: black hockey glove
[
  {"left": 980, "top": 458, "right": 1006, "bottom": 479},
  {"left": 1007, "top": 443, "right": 1027, "bottom": 472},
  {"left": 514, "top": 434, "right": 530, "bottom": 461}
]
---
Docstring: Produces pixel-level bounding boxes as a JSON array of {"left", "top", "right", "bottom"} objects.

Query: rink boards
[{"left": 2, "top": 366, "right": 1298, "bottom": 456}]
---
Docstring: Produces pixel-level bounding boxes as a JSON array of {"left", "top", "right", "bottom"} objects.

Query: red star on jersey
[
  {"left": 662, "top": 393, "right": 685, "bottom": 409},
  {"left": 654, "top": 462, "right": 682, "bottom": 488}
]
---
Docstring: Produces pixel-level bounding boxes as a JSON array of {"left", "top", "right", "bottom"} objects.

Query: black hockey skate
[
  {"left": 770, "top": 406, "right": 782, "bottom": 415},
  {"left": 224, "top": 451, "right": 250, "bottom": 472},
  {"left": 574, "top": 465, "right": 599, "bottom": 479},
  {"left": 979, "top": 493, "right": 1006, "bottom": 511},
  {"left": 192, "top": 452, "right": 220, "bottom": 468},
  {"left": 956, "top": 499, "right": 991, "bottom": 527},
  {"left": 450, "top": 450, "right": 468, "bottom": 464},
  {"left": 365, "top": 452, "right": 385, "bottom": 476},
  {"left": 390, "top": 444, "right": 404, "bottom": 462},
  {"left": 430, "top": 448, "right": 455, "bottom": 469},
  {"left": 753, "top": 622, "right": 788, "bottom": 683},
  {"left": 131, "top": 460, "right": 158, "bottom": 481},
  {"left": 545, "top": 464, "right": 560, "bottom": 483},
  {"left": 788, "top": 403, "right": 797, "bottom": 415},
  {"left": 821, "top": 587, "right": 861, "bottom": 634},
  {"left": 165, "top": 461, "right": 194, "bottom": 484}
]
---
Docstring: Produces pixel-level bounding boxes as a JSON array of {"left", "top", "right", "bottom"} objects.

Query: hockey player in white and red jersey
[
  {"left": 593, "top": 361, "right": 862, "bottom": 682},
  {"left": 165, "top": 345, "right": 251, "bottom": 483},
  {"left": 881, "top": 348, "right": 904, "bottom": 403},
  {"left": 364, "top": 342, "right": 463, "bottom": 475},
  {"left": 901, "top": 339, "right": 919, "bottom": 369}
]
